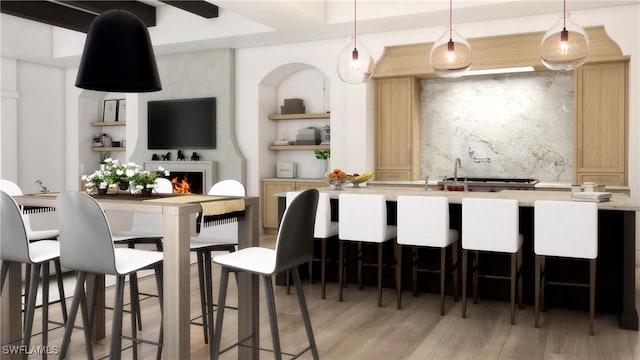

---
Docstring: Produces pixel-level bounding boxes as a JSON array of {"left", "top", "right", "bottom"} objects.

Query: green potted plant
[{"left": 314, "top": 149, "right": 331, "bottom": 175}]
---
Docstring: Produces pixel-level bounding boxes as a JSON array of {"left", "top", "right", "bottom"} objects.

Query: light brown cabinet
[
  {"left": 575, "top": 61, "right": 628, "bottom": 185},
  {"left": 376, "top": 77, "right": 421, "bottom": 181},
  {"left": 261, "top": 179, "right": 326, "bottom": 232}
]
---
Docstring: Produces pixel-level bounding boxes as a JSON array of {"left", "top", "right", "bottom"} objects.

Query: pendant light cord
[
  {"left": 449, "top": 0, "right": 453, "bottom": 41},
  {"left": 353, "top": 0, "right": 358, "bottom": 49},
  {"left": 563, "top": 0, "right": 566, "bottom": 29}
]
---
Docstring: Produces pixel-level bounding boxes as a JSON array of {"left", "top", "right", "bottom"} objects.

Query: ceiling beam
[
  {"left": 0, "top": 0, "right": 156, "bottom": 33},
  {"left": 159, "top": 1, "right": 218, "bottom": 19},
  {"left": 1, "top": 0, "right": 95, "bottom": 33},
  {"left": 59, "top": 1, "right": 156, "bottom": 27}
]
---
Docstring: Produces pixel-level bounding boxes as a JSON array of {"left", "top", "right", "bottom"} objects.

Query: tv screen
[{"left": 147, "top": 97, "right": 216, "bottom": 150}]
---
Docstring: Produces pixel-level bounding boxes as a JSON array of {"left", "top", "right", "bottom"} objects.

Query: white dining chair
[
  {"left": 534, "top": 200, "right": 598, "bottom": 334},
  {"left": 461, "top": 197, "right": 523, "bottom": 324},
  {"left": 211, "top": 188, "right": 320, "bottom": 360},
  {"left": 0, "top": 179, "right": 68, "bottom": 323},
  {"left": 338, "top": 193, "right": 398, "bottom": 307},
  {"left": 189, "top": 179, "right": 245, "bottom": 345},
  {"left": 286, "top": 191, "right": 338, "bottom": 299},
  {"left": 56, "top": 191, "right": 164, "bottom": 360},
  {"left": 110, "top": 176, "right": 172, "bottom": 331},
  {"left": 0, "top": 190, "right": 63, "bottom": 354},
  {"left": 396, "top": 195, "right": 459, "bottom": 313}
]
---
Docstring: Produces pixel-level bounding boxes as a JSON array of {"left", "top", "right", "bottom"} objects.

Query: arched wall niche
[
  {"left": 374, "top": 26, "right": 627, "bottom": 79},
  {"left": 258, "top": 63, "right": 331, "bottom": 179}
]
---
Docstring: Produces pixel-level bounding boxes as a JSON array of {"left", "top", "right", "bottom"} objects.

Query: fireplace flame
[{"left": 171, "top": 176, "right": 192, "bottom": 194}]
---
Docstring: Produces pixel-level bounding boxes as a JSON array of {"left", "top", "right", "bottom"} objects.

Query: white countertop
[{"left": 277, "top": 187, "right": 640, "bottom": 212}]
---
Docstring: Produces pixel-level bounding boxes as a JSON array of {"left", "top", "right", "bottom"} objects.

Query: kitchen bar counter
[{"left": 276, "top": 188, "right": 639, "bottom": 330}]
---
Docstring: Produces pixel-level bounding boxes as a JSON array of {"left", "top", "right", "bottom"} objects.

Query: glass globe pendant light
[
  {"left": 337, "top": 0, "right": 374, "bottom": 84},
  {"left": 540, "top": 0, "right": 590, "bottom": 71},
  {"left": 429, "top": 0, "right": 472, "bottom": 78}
]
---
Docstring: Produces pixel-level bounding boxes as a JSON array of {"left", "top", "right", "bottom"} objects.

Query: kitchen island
[{"left": 277, "top": 187, "right": 639, "bottom": 330}]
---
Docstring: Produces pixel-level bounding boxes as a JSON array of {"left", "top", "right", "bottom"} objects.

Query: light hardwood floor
[{"left": 21, "top": 234, "right": 640, "bottom": 359}]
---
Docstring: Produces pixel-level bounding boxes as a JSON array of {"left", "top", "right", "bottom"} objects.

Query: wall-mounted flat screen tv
[{"left": 147, "top": 97, "right": 216, "bottom": 149}]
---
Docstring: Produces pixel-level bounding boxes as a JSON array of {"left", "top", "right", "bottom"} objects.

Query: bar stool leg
[
  {"left": 60, "top": 271, "right": 90, "bottom": 359},
  {"left": 42, "top": 262, "right": 50, "bottom": 357},
  {"left": 291, "top": 267, "right": 320, "bottom": 360},
  {"left": 53, "top": 259, "right": 68, "bottom": 322},
  {"left": 129, "top": 274, "right": 139, "bottom": 359},
  {"left": 154, "top": 264, "right": 164, "bottom": 360},
  {"left": 358, "top": 242, "right": 363, "bottom": 291},
  {"left": 472, "top": 251, "right": 479, "bottom": 304},
  {"left": 263, "top": 275, "right": 283, "bottom": 360},
  {"left": 204, "top": 250, "right": 214, "bottom": 349},
  {"left": 377, "top": 243, "right": 383, "bottom": 307},
  {"left": 412, "top": 246, "right": 418, "bottom": 297},
  {"left": 110, "top": 276, "right": 125, "bottom": 360},
  {"left": 535, "top": 255, "right": 541, "bottom": 328},
  {"left": 440, "top": 247, "right": 446, "bottom": 315},
  {"left": 196, "top": 250, "right": 209, "bottom": 343},
  {"left": 452, "top": 241, "right": 459, "bottom": 302},
  {"left": 211, "top": 267, "right": 230, "bottom": 360},
  {"left": 23, "top": 263, "right": 41, "bottom": 349},
  {"left": 510, "top": 252, "right": 517, "bottom": 325},
  {"left": 518, "top": 248, "right": 524, "bottom": 310},
  {"left": 590, "top": 259, "right": 596, "bottom": 335},
  {"left": 320, "top": 238, "right": 327, "bottom": 300},
  {"left": 395, "top": 243, "right": 402, "bottom": 310},
  {"left": 338, "top": 240, "right": 344, "bottom": 302},
  {"left": 462, "top": 249, "right": 467, "bottom": 318}
]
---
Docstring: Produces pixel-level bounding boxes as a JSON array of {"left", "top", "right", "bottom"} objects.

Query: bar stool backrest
[
  {"left": 462, "top": 198, "right": 520, "bottom": 253},
  {"left": 0, "top": 190, "right": 30, "bottom": 263},
  {"left": 1, "top": 179, "right": 35, "bottom": 233},
  {"left": 273, "top": 189, "right": 319, "bottom": 273},
  {"left": 534, "top": 200, "right": 598, "bottom": 259},
  {"left": 286, "top": 192, "right": 334, "bottom": 239},
  {"left": 397, "top": 196, "right": 451, "bottom": 247},
  {"left": 209, "top": 179, "right": 245, "bottom": 196},
  {"left": 339, "top": 194, "right": 388, "bottom": 243},
  {"left": 57, "top": 191, "right": 118, "bottom": 275}
]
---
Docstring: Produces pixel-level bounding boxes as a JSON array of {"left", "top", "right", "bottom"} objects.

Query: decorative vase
[
  {"left": 119, "top": 181, "right": 129, "bottom": 191},
  {"left": 141, "top": 187, "right": 153, "bottom": 197},
  {"left": 97, "top": 187, "right": 108, "bottom": 195}
]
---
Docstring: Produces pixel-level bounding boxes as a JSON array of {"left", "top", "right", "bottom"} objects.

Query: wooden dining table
[{"left": 1, "top": 192, "right": 261, "bottom": 360}]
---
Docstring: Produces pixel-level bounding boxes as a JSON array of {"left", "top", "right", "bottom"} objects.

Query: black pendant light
[{"left": 76, "top": 9, "right": 161, "bottom": 92}]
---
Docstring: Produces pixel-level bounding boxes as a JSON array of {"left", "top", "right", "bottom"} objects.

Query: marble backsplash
[{"left": 420, "top": 71, "right": 574, "bottom": 182}]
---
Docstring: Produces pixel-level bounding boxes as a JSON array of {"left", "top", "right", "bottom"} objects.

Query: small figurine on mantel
[
  {"left": 191, "top": 152, "right": 200, "bottom": 161},
  {"left": 151, "top": 153, "right": 159, "bottom": 161},
  {"left": 177, "top": 149, "right": 185, "bottom": 161},
  {"left": 162, "top": 152, "right": 171, "bottom": 161}
]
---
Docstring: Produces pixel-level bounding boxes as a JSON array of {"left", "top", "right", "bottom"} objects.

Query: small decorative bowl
[{"left": 326, "top": 176, "right": 351, "bottom": 190}]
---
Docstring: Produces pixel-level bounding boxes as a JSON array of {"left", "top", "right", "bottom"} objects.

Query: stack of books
[{"left": 572, "top": 191, "right": 612, "bottom": 202}]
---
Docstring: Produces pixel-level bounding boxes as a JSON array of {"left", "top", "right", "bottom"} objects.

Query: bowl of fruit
[
  {"left": 351, "top": 172, "right": 374, "bottom": 187},
  {"left": 326, "top": 168, "right": 352, "bottom": 190}
]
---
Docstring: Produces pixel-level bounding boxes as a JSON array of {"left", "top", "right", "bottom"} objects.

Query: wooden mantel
[{"left": 373, "top": 26, "right": 627, "bottom": 78}]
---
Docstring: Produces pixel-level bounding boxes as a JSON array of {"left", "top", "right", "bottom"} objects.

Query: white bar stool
[
  {"left": 534, "top": 200, "right": 598, "bottom": 335},
  {"left": 57, "top": 191, "right": 164, "bottom": 360},
  {"left": 0, "top": 190, "right": 63, "bottom": 355},
  {"left": 286, "top": 191, "right": 338, "bottom": 299},
  {"left": 338, "top": 193, "right": 398, "bottom": 307},
  {"left": 461, "top": 197, "right": 523, "bottom": 324},
  {"left": 396, "top": 196, "right": 459, "bottom": 313},
  {"left": 211, "top": 189, "right": 320, "bottom": 360},
  {"left": 189, "top": 179, "right": 245, "bottom": 346}
]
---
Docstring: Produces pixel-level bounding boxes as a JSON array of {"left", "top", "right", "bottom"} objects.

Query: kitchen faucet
[{"left": 454, "top": 158, "right": 462, "bottom": 182}]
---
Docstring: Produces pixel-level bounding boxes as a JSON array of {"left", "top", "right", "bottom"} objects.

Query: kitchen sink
[{"left": 437, "top": 177, "right": 538, "bottom": 191}]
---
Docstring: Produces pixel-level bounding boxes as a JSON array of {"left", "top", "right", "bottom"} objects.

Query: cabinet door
[
  {"left": 295, "top": 181, "right": 327, "bottom": 191},
  {"left": 261, "top": 181, "right": 295, "bottom": 230},
  {"left": 575, "top": 61, "right": 627, "bottom": 185},
  {"left": 376, "top": 77, "right": 420, "bottom": 180}
]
